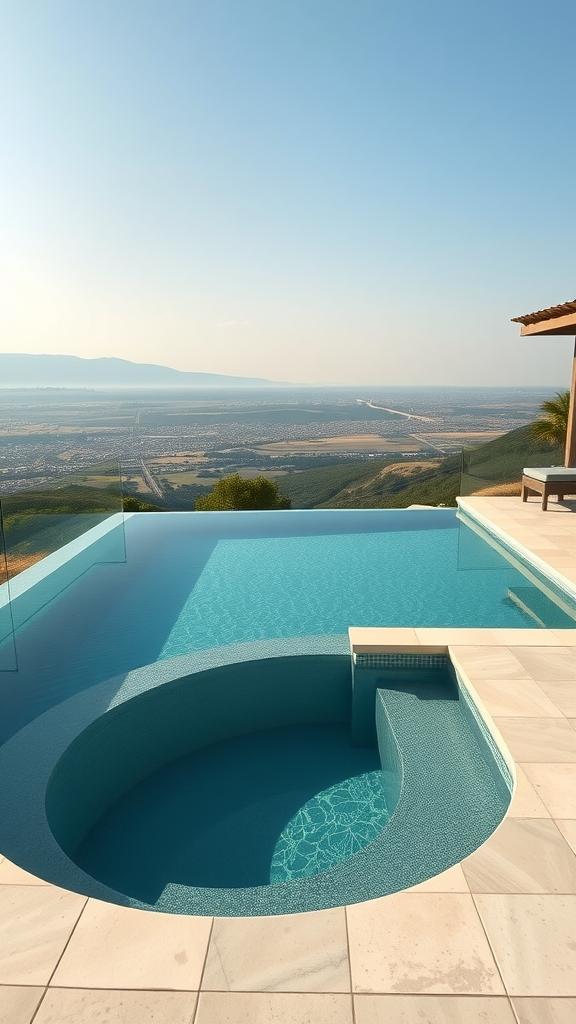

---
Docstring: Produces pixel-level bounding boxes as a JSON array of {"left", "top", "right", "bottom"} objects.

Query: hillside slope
[
  {"left": 460, "top": 424, "right": 563, "bottom": 493},
  {"left": 276, "top": 423, "right": 562, "bottom": 509},
  {"left": 270, "top": 461, "right": 385, "bottom": 509}
]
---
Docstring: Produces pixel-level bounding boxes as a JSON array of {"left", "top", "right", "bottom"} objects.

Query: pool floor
[{"left": 75, "top": 724, "right": 388, "bottom": 902}]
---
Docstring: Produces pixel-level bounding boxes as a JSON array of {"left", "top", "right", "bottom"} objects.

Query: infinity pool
[
  {"left": 1, "top": 507, "right": 574, "bottom": 742},
  {"left": 0, "top": 508, "right": 552, "bottom": 915}
]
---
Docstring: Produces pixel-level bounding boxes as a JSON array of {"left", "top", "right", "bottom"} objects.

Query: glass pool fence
[
  {"left": 460, "top": 440, "right": 564, "bottom": 497},
  {"left": 0, "top": 460, "right": 126, "bottom": 669}
]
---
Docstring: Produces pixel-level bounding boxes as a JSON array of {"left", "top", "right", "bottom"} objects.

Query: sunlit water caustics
[
  {"left": 75, "top": 724, "right": 390, "bottom": 898},
  {"left": 1, "top": 508, "right": 573, "bottom": 743}
]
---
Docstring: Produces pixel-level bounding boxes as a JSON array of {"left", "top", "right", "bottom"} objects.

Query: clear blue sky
[{"left": 1, "top": 0, "right": 574, "bottom": 385}]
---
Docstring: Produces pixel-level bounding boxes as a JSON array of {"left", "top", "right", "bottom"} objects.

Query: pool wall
[
  {"left": 374, "top": 690, "right": 403, "bottom": 814},
  {"left": 458, "top": 499, "right": 576, "bottom": 607},
  {"left": 46, "top": 653, "right": 351, "bottom": 858},
  {"left": 0, "top": 635, "right": 513, "bottom": 916}
]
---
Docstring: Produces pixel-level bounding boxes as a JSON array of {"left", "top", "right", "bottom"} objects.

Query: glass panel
[
  {"left": 460, "top": 440, "right": 564, "bottom": 497},
  {"left": 0, "top": 503, "right": 17, "bottom": 670},
  {"left": 0, "top": 460, "right": 126, "bottom": 641}
]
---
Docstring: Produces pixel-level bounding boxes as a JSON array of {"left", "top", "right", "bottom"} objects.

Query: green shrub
[{"left": 195, "top": 474, "right": 291, "bottom": 511}]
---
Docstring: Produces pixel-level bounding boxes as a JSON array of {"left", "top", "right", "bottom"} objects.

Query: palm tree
[{"left": 531, "top": 391, "right": 570, "bottom": 448}]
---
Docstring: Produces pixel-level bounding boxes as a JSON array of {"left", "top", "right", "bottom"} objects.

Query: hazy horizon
[
  {"left": 1, "top": 2, "right": 574, "bottom": 386},
  {"left": 0, "top": 352, "right": 570, "bottom": 391}
]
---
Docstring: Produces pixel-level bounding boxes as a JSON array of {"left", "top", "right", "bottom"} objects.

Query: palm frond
[{"left": 530, "top": 391, "right": 571, "bottom": 448}]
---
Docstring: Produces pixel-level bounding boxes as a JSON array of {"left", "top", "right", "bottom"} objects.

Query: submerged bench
[{"left": 522, "top": 467, "right": 576, "bottom": 510}]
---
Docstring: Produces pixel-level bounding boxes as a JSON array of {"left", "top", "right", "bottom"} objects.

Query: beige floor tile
[
  {"left": 0, "top": 886, "right": 86, "bottom": 986},
  {"left": 406, "top": 865, "right": 469, "bottom": 893},
  {"left": 508, "top": 767, "right": 551, "bottom": 818},
  {"left": 493, "top": 719, "right": 576, "bottom": 762},
  {"left": 354, "top": 994, "right": 516, "bottom": 1023},
  {"left": 556, "top": 568, "right": 576, "bottom": 586},
  {"left": 512, "top": 997, "right": 576, "bottom": 1023},
  {"left": 449, "top": 648, "right": 531, "bottom": 680},
  {"left": 471, "top": 679, "right": 563, "bottom": 718},
  {"left": 347, "top": 893, "right": 504, "bottom": 995},
  {"left": 51, "top": 900, "right": 212, "bottom": 991},
  {"left": 521, "top": 764, "right": 576, "bottom": 818},
  {"left": 33, "top": 988, "right": 197, "bottom": 1024},
  {"left": 412, "top": 628, "right": 451, "bottom": 647},
  {"left": 555, "top": 820, "right": 576, "bottom": 855},
  {"left": 194, "top": 991, "right": 353, "bottom": 1023},
  {"left": 503, "top": 534, "right": 557, "bottom": 551},
  {"left": 491, "top": 631, "right": 567, "bottom": 647},
  {"left": 202, "top": 909, "right": 349, "bottom": 993},
  {"left": 0, "top": 985, "right": 44, "bottom": 1024},
  {"left": 0, "top": 859, "right": 51, "bottom": 885},
  {"left": 461, "top": 819, "right": 576, "bottom": 894},
  {"left": 419, "top": 630, "right": 497, "bottom": 646},
  {"left": 512, "top": 648, "right": 576, "bottom": 682},
  {"left": 536, "top": 530, "right": 576, "bottom": 542},
  {"left": 534, "top": 679, "right": 576, "bottom": 717},
  {"left": 349, "top": 627, "right": 419, "bottom": 651},
  {"left": 552, "top": 630, "right": 576, "bottom": 645},
  {"left": 474, "top": 894, "right": 576, "bottom": 996},
  {"left": 530, "top": 552, "right": 576, "bottom": 567}
]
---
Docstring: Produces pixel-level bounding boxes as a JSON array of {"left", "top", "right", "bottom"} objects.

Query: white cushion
[{"left": 523, "top": 467, "right": 576, "bottom": 482}]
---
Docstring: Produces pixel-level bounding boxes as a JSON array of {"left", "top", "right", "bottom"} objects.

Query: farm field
[
  {"left": 0, "top": 384, "right": 561, "bottom": 497},
  {"left": 256, "top": 434, "right": 424, "bottom": 454}
]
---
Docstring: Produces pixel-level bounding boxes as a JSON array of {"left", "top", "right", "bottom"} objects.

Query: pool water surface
[{"left": 0, "top": 507, "right": 574, "bottom": 743}]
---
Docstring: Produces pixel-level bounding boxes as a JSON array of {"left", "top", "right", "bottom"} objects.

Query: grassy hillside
[
  {"left": 319, "top": 457, "right": 461, "bottom": 509},
  {"left": 460, "top": 424, "right": 563, "bottom": 494},
  {"left": 276, "top": 423, "right": 561, "bottom": 509},
  {"left": 272, "top": 461, "right": 388, "bottom": 509}
]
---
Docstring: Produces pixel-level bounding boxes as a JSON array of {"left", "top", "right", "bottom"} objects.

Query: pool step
[{"left": 507, "top": 586, "right": 576, "bottom": 629}]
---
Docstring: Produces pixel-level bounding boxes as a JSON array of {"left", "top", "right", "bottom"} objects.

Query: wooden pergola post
[
  {"left": 566, "top": 339, "right": 576, "bottom": 467},
  {"left": 511, "top": 301, "right": 576, "bottom": 467}
]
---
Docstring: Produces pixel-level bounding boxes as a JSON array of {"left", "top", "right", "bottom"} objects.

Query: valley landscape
[{"left": 0, "top": 361, "right": 560, "bottom": 510}]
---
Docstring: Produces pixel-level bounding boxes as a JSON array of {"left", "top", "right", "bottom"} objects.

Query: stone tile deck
[{"left": 1, "top": 497, "right": 576, "bottom": 1023}]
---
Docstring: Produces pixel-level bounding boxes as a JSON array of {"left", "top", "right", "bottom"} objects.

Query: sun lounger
[{"left": 522, "top": 467, "right": 576, "bottom": 510}]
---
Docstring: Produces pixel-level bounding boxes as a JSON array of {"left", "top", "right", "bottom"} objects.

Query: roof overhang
[
  {"left": 512, "top": 300, "right": 576, "bottom": 337},
  {"left": 516, "top": 312, "right": 576, "bottom": 336}
]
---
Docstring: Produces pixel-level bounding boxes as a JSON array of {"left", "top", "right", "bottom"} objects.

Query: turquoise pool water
[
  {"left": 32, "top": 650, "right": 511, "bottom": 915},
  {"left": 0, "top": 507, "right": 574, "bottom": 742},
  {"left": 159, "top": 515, "right": 574, "bottom": 657},
  {"left": 75, "top": 724, "right": 390, "bottom": 898}
]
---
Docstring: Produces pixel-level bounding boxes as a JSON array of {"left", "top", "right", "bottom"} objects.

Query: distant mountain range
[{"left": 0, "top": 353, "right": 282, "bottom": 388}]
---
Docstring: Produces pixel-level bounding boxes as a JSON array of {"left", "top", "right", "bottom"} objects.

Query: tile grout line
[
  {"left": 522, "top": 679, "right": 572, "bottom": 721},
  {"left": 507, "top": 993, "right": 523, "bottom": 1024},
  {"left": 186, "top": 990, "right": 200, "bottom": 1024},
  {"left": 24, "top": 986, "right": 47, "bottom": 1024},
  {"left": 469, "top": 891, "right": 510, "bottom": 1001},
  {"left": 0, "top": 982, "right": 200, "bottom": 992},
  {"left": 28, "top": 895, "right": 89, "bottom": 1023},
  {"left": 343, "top": 905, "right": 356, "bottom": 1024},
  {"left": 191, "top": 916, "right": 215, "bottom": 1024},
  {"left": 8, "top": 982, "right": 576, "bottom": 998}
]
